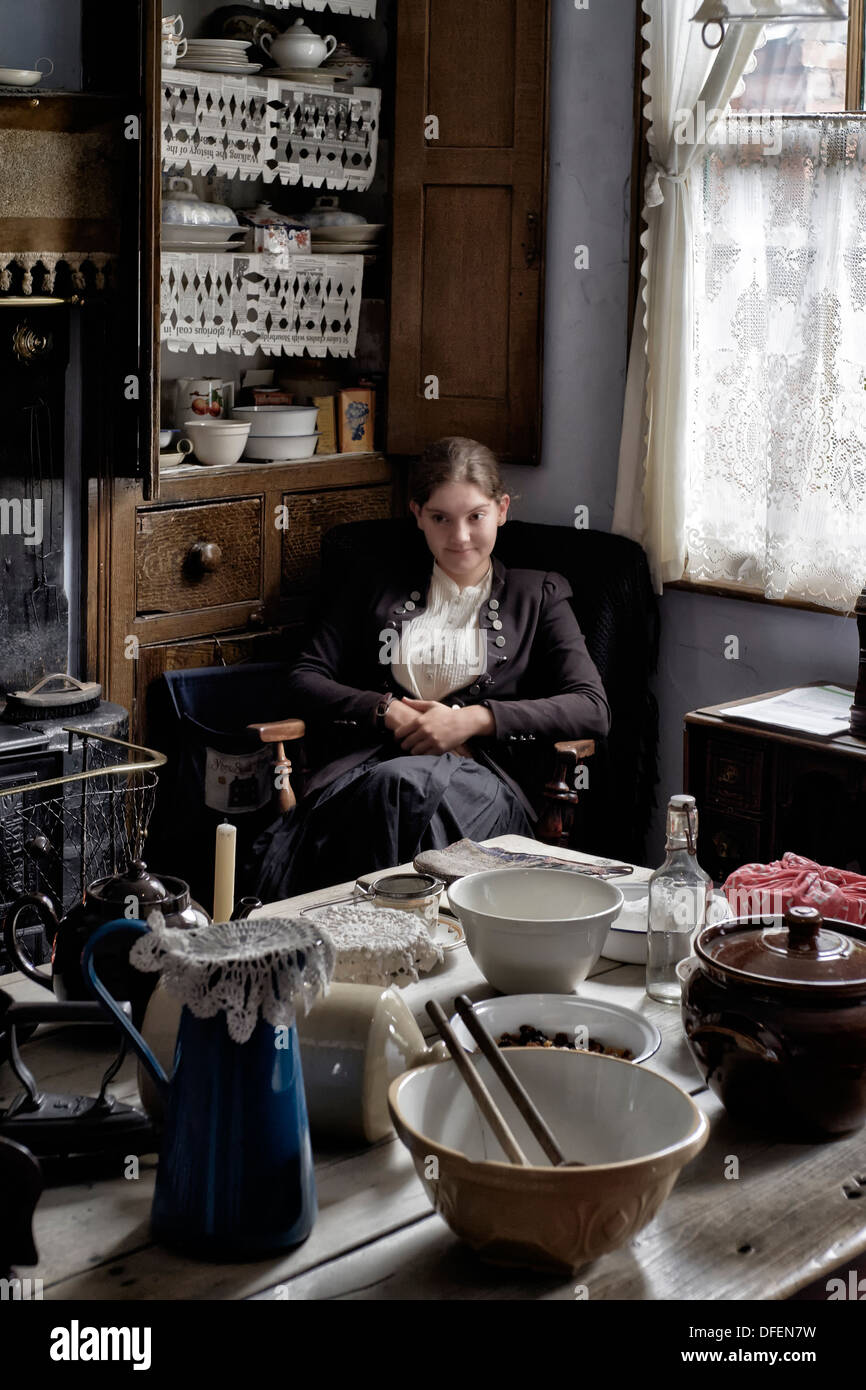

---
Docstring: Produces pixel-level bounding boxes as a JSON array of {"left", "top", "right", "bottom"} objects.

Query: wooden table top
[{"left": 3, "top": 835, "right": 865, "bottom": 1302}]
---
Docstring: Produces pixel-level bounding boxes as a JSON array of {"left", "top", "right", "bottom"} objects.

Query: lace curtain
[
  {"left": 612, "top": 0, "right": 763, "bottom": 587},
  {"left": 685, "top": 118, "right": 866, "bottom": 611}
]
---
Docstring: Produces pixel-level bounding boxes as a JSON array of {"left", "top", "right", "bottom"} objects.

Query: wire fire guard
[{"left": 0, "top": 728, "right": 166, "bottom": 915}]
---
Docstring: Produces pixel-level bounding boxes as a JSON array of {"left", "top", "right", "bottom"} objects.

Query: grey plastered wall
[
  {"left": 0, "top": 1, "right": 82, "bottom": 90},
  {"left": 503, "top": 0, "right": 858, "bottom": 862}
]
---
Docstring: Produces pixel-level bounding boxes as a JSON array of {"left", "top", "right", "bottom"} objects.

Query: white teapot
[{"left": 261, "top": 18, "right": 337, "bottom": 70}]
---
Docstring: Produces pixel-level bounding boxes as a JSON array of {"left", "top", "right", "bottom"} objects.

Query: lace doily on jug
[
  {"left": 304, "top": 902, "right": 444, "bottom": 987},
  {"left": 131, "top": 913, "right": 335, "bottom": 1043}
]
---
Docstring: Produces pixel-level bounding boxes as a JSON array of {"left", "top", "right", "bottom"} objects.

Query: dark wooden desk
[{"left": 684, "top": 687, "right": 866, "bottom": 882}]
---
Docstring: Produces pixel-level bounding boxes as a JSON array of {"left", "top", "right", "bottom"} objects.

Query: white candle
[{"left": 213, "top": 822, "right": 237, "bottom": 923}]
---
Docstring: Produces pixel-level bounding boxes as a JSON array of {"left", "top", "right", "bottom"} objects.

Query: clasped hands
[{"left": 384, "top": 696, "right": 495, "bottom": 756}]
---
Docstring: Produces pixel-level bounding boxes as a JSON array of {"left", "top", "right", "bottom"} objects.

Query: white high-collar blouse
[{"left": 390, "top": 561, "right": 492, "bottom": 702}]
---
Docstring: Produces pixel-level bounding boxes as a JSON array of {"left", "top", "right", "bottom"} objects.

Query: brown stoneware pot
[{"left": 681, "top": 905, "right": 866, "bottom": 1139}]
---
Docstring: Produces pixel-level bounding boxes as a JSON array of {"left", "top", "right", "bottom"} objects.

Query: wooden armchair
[{"left": 247, "top": 716, "right": 595, "bottom": 849}]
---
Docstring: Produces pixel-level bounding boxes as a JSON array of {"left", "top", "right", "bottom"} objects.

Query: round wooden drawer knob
[{"left": 188, "top": 540, "right": 222, "bottom": 573}]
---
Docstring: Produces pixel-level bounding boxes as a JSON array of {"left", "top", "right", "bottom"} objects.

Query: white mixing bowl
[{"left": 447, "top": 868, "right": 624, "bottom": 994}]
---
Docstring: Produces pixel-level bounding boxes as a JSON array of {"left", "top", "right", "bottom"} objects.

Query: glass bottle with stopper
[{"left": 646, "top": 794, "right": 711, "bottom": 1004}]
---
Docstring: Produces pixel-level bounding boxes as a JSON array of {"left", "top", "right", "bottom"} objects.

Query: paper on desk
[{"left": 716, "top": 685, "right": 853, "bottom": 737}]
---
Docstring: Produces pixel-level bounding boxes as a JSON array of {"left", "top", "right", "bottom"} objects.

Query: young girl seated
[{"left": 254, "top": 436, "right": 610, "bottom": 898}]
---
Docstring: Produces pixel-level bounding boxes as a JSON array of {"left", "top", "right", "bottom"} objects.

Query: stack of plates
[
  {"left": 162, "top": 224, "right": 249, "bottom": 253},
  {"left": 176, "top": 39, "right": 261, "bottom": 75},
  {"left": 310, "top": 222, "right": 385, "bottom": 257}
]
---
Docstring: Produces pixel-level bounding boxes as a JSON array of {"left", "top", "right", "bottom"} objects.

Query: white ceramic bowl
[
  {"left": 182, "top": 419, "right": 249, "bottom": 431},
  {"left": 388, "top": 1047, "right": 709, "bottom": 1273},
  {"left": 181, "top": 420, "right": 250, "bottom": 466},
  {"left": 447, "top": 868, "right": 624, "bottom": 994},
  {"left": 243, "top": 433, "right": 320, "bottom": 461},
  {"left": 448, "top": 993, "right": 661, "bottom": 1064},
  {"left": 232, "top": 405, "right": 320, "bottom": 437},
  {"left": 0, "top": 67, "right": 44, "bottom": 86},
  {"left": 603, "top": 886, "right": 734, "bottom": 966}
]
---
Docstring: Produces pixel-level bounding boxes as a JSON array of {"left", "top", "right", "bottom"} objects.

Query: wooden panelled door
[{"left": 389, "top": 0, "right": 550, "bottom": 464}]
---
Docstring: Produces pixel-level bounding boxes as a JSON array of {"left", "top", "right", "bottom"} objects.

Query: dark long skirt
[{"left": 252, "top": 751, "right": 533, "bottom": 901}]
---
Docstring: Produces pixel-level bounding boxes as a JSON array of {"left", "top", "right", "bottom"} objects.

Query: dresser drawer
[
  {"left": 704, "top": 737, "right": 765, "bottom": 814},
  {"left": 280, "top": 485, "right": 392, "bottom": 594},
  {"left": 136, "top": 499, "right": 263, "bottom": 616},
  {"left": 701, "top": 811, "right": 764, "bottom": 882}
]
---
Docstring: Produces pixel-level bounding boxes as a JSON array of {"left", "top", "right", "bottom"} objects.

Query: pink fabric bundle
[{"left": 724, "top": 852, "right": 866, "bottom": 926}]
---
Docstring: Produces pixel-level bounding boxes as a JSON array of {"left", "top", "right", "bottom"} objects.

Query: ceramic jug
[
  {"left": 82, "top": 916, "right": 332, "bottom": 1258},
  {"left": 139, "top": 979, "right": 449, "bottom": 1142}
]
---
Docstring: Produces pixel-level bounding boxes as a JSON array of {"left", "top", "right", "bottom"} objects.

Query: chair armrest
[
  {"left": 538, "top": 740, "right": 596, "bottom": 849},
  {"left": 247, "top": 719, "right": 306, "bottom": 744},
  {"left": 553, "top": 739, "right": 596, "bottom": 761}
]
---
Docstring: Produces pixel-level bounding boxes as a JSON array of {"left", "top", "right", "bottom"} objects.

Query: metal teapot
[{"left": 3, "top": 859, "right": 210, "bottom": 1024}]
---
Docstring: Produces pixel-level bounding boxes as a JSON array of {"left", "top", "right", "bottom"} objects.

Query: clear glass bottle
[{"left": 646, "top": 794, "right": 711, "bottom": 1004}]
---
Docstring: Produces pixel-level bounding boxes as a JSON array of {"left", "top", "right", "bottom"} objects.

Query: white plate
[
  {"left": 430, "top": 913, "right": 465, "bottom": 952},
  {"left": 174, "top": 61, "right": 263, "bottom": 75},
  {"left": 267, "top": 68, "right": 346, "bottom": 86},
  {"left": 185, "top": 40, "right": 251, "bottom": 50},
  {"left": 448, "top": 994, "right": 661, "bottom": 1065},
  {"left": 310, "top": 223, "right": 384, "bottom": 243},
  {"left": 311, "top": 242, "right": 379, "bottom": 255}
]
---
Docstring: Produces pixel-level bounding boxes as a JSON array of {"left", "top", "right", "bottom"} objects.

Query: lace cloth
[
  {"left": 131, "top": 913, "right": 336, "bottom": 1043},
  {"left": 306, "top": 902, "right": 444, "bottom": 987}
]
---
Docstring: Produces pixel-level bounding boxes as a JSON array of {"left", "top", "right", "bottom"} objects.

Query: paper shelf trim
[
  {"left": 162, "top": 72, "right": 380, "bottom": 190},
  {"left": 160, "top": 250, "right": 363, "bottom": 357},
  {"left": 262, "top": 1, "right": 377, "bottom": 17}
]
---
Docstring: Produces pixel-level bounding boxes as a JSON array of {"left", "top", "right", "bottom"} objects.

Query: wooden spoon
[
  {"left": 425, "top": 1000, "right": 530, "bottom": 1166},
  {"left": 453, "top": 994, "right": 583, "bottom": 1168}
]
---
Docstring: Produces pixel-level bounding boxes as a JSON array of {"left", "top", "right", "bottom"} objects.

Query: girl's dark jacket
[{"left": 285, "top": 554, "right": 611, "bottom": 822}]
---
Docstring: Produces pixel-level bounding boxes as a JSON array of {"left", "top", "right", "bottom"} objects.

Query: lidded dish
[
  {"left": 304, "top": 195, "right": 366, "bottom": 228},
  {"left": 681, "top": 905, "right": 866, "bottom": 1138},
  {"left": 162, "top": 177, "right": 239, "bottom": 228}
]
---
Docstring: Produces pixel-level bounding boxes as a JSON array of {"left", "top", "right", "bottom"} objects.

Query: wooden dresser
[
  {"left": 684, "top": 688, "right": 866, "bottom": 882},
  {"left": 80, "top": 0, "right": 552, "bottom": 739}
]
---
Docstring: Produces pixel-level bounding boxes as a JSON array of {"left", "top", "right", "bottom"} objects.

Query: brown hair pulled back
[{"left": 408, "top": 437, "right": 505, "bottom": 507}]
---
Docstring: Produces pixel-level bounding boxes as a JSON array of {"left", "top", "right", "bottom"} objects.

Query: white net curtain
[{"left": 686, "top": 119, "right": 866, "bottom": 608}]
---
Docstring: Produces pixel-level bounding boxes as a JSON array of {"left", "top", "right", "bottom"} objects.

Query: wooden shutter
[{"left": 388, "top": 0, "right": 550, "bottom": 465}]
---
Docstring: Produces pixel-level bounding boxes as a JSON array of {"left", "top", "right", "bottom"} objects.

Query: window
[
  {"left": 682, "top": 4, "right": 866, "bottom": 611},
  {"left": 731, "top": 2, "right": 858, "bottom": 113}
]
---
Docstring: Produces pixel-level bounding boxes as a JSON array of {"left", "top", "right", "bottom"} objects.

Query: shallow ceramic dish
[
  {"left": 312, "top": 223, "right": 384, "bottom": 244},
  {"left": 267, "top": 68, "right": 347, "bottom": 87},
  {"left": 603, "top": 885, "right": 734, "bottom": 965},
  {"left": 447, "top": 993, "right": 661, "bottom": 1064},
  {"left": 242, "top": 432, "right": 319, "bottom": 461},
  {"left": 388, "top": 1047, "right": 709, "bottom": 1274},
  {"left": 447, "top": 867, "right": 624, "bottom": 994},
  {"left": 0, "top": 68, "right": 44, "bottom": 86},
  {"left": 232, "top": 404, "right": 319, "bottom": 437}
]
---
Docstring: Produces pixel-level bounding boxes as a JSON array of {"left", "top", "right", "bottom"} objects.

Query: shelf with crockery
[{"left": 161, "top": 69, "right": 380, "bottom": 190}]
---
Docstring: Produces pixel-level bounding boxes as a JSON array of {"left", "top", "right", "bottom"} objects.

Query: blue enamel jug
[{"left": 82, "top": 917, "right": 330, "bottom": 1259}]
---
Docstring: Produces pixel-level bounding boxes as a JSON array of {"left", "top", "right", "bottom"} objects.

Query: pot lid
[
  {"left": 697, "top": 907, "right": 866, "bottom": 991},
  {"left": 286, "top": 18, "right": 318, "bottom": 36},
  {"left": 87, "top": 859, "right": 172, "bottom": 905}
]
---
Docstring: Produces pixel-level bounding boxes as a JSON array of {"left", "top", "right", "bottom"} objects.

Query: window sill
[{"left": 665, "top": 578, "right": 858, "bottom": 620}]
